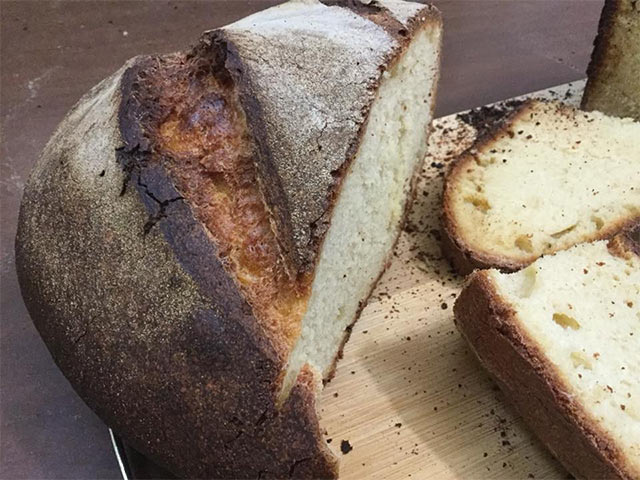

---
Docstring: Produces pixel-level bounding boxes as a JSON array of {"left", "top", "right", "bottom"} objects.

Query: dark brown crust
[
  {"left": 581, "top": 0, "right": 621, "bottom": 111},
  {"left": 16, "top": 55, "right": 337, "bottom": 479},
  {"left": 454, "top": 270, "right": 636, "bottom": 480},
  {"left": 119, "top": 48, "right": 307, "bottom": 353},
  {"left": 117, "top": 61, "right": 286, "bottom": 359},
  {"left": 323, "top": 0, "right": 437, "bottom": 40},
  {"left": 121, "top": 60, "right": 338, "bottom": 479},
  {"left": 441, "top": 99, "right": 640, "bottom": 275},
  {"left": 608, "top": 229, "right": 640, "bottom": 258},
  {"left": 322, "top": 1, "right": 404, "bottom": 36}
]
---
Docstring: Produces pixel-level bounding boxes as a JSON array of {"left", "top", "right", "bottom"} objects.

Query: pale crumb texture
[
  {"left": 583, "top": 0, "right": 640, "bottom": 121},
  {"left": 490, "top": 240, "right": 640, "bottom": 476},
  {"left": 283, "top": 23, "right": 441, "bottom": 394},
  {"left": 449, "top": 100, "right": 640, "bottom": 265}
]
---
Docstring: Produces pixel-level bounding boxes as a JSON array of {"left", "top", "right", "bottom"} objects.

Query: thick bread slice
[
  {"left": 454, "top": 235, "right": 640, "bottom": 480},
  {"left": 582, "top": 0, "right": 640, "bottom": 121},
  {"left": 442, "top": 100, "right": 640, "bottom": 275},
  {"left": 15, "top": 1, "right": 442, "bottom": 478}
]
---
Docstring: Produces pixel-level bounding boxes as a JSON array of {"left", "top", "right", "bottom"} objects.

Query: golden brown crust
[
  {"left": 121, "top": 50, "right": 310, "bottom": 355},
  {"left": 454, "top": 270, "right": 635, "bottom": 479},
  {"left": 441, "top": 100, "right": 640, "bottom": 275},
  {"left": 608, "top": 229, "right": 640, "bottom": 258}
]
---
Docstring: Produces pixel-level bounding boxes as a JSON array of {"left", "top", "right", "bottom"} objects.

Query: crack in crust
[{"left": 118, "top": 49, "right": 312, "bottom": 352}]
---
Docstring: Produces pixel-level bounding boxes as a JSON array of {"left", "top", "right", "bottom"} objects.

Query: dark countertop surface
[{"left": 1, "top": 1, "right": 602, "bottom": 478}]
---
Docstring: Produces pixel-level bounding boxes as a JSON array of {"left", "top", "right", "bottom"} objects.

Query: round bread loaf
[{"left": 16, "top": 1, "right": 442, "bottom": 477}]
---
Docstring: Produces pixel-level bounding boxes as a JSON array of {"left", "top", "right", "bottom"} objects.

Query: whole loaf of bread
[{"left": 15, "top": 1, "right": 442, "bottom": 477}]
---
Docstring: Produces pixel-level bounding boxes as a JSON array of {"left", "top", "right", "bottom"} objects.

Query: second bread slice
[
  {"left": 442, "top": 100, "right": 640, "bottom": 274},
  {"left": 454, "top": 235, "right": 640, "bottom": 479}
]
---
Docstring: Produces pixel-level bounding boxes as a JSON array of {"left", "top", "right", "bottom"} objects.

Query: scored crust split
[
  {"left": 454, "top": 234, "right": 640, "bottom": 480},
  {"left": 442, "top": 99, "right": 640, "bottom": 275},
  {"left": 15, "top": 1, "right": 442, "bottom": 478}
]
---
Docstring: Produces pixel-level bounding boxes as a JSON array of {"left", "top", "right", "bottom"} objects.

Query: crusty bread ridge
[
  {"left": 442, "top": 99, "right": 640, "bottom": 275},
  {"left": 454, "top": 235, "right": 640, "bottom": 479},
  {"left": 15, "top": 1, "right": 442, "bottom": 478},
  {"left": 582, "top": 0, "right": 640, "bottom": 121}
]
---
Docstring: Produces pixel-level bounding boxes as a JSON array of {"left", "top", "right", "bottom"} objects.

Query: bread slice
[
  {"left": 582, "top": 0, "right": 640, "bottom": 121},
  {"left": 442, "top": 100, "right": 640, "bottom": 275},
  {"left": 454, "top": 234, "right": 640, "bottom": 479},
  {"left": 15, "top": 1, "right": 442, "bottom": 478}
]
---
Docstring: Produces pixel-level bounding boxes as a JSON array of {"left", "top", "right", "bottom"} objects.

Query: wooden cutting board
[{"left": 317, "top": 81, "right": 586, "bottom": 480}]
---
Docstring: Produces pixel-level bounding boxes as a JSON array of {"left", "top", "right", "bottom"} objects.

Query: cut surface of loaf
[
  {"left": 15, "top": 1, "right": 442, "bottom": 478},
  {"left": 455, "top": 236, "right": 640, "bottom": 479},
  {"left": 442, "top": 100, "right": 640, "bottom": 274},
  {"left": 283, "top": 16, "right": 442, "bottom": 394},
  {"left": 582, "top": 0, "right": 640, "bottom": 120}
]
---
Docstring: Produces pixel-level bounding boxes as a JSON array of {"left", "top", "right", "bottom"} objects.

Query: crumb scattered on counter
[{"left": 340, "top": 440, "right": 352, "bottom": 454}]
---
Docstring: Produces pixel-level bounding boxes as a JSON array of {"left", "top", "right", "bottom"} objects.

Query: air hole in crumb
[
  {"left": 553, "top": 313, "right": 580, "bottom": 330},
  {"left": 519, "top": 266, "right": 537, "bottom": 298},
  {"left": 570, "top": 351, "right": 592, "bottom": 369},
  {"left": 473, "top": 156, "right": 496, "bottom": 167},
  {"left": 464, "top": 195, "right": 490, "bottom": 212},
  {"left": 591, "top": 215, "right": 604, "bottom": 230},
  {"left": 515, "top": 234, "right": 533, "bottom": 253}
]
